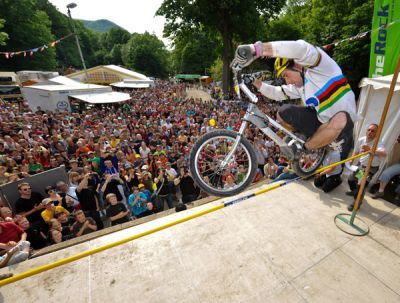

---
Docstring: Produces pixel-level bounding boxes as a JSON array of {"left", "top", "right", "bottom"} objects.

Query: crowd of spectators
[{"left": 0, "top": 79, "right": 298, "bottom": 267}]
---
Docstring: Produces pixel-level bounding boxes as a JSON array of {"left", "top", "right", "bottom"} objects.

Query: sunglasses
[{"left": 21, "top": 187, "right": 32, "bottom": 191}]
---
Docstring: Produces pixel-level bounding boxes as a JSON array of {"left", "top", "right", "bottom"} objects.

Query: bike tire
[
  {"left": 292, "top": 147, "right": 327, "bottom": 177},
  {"left": 189, "top": 130, "right": 258, "bottom": 197}
]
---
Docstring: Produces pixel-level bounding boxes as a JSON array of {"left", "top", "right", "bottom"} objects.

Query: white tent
[
  {"left": 70, "top": 91, "right": 130, "bottom": 104},
  {"left": 21, "top": 80, "right": 129, "bottom": 111},
  {"left": 355, "top": 74, "right": 400, "bottom": 179}
]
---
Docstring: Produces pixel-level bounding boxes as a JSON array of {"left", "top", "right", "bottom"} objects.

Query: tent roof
[
  {"left": 69, "top": 91, "right": 131, "bottom": 104},
  {"left": 26, "top": 83, "right": 107, "bottom": 92},
  {"left": 111, "top": 82, "right": 150, "bottom": 88},
  {"left": 175, "top": 74, "right": 201, "bottom": 79},
  {"left": 104, "top": 65, "right": 149, "bottom": 80},
  {"left": 359, "top": 74, "right": 400, "bottom": 91},
  {"left": 66, "top": 65, "right": 149, "bottom": 81},
  {"left": 47, "top": 76, "right": 81, "bottom": 86}
]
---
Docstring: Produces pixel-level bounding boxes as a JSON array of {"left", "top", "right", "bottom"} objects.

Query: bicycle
[{"left": 189, "top": 70, "right": 326, "bottom": 197}]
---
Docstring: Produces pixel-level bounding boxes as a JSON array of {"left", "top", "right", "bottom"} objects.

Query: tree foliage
[
  {"left": 280, "top": 0, "right": 374, "bottom": 94},
  {"left": 169, "top": 30, "right": 219, "bottom": 75},
  {"left": 122, "top": 32, "right": 169, "bottom": 79},
  {"left": 157, "top": 0, "right": 286, "bottom": 94},
  {"left": 0, "top": 0, "right": 57, "bottom": 71},
  {"left": 0, "top": 19, "right": 8, "bottom": 46}
]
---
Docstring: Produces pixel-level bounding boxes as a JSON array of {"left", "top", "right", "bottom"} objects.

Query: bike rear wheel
[
  {"left": 189, "top": 130, "right": 257, "bottom": 197},
  {"left": 292, "top": 147, "right": 326, "bottom": 177}
]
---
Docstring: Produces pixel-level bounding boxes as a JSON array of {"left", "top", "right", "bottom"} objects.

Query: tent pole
[{"left": 335, "top": 55, "right": 400, "bottom": 235}]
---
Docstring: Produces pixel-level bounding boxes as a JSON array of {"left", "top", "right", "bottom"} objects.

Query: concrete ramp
[{"left": 1, "top": 181, "right": 400, "bottom": 302}]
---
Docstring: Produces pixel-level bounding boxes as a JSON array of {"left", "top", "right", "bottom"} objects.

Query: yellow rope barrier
[{"left": 0, "top": 151, "right": 368, "bottom": 287}]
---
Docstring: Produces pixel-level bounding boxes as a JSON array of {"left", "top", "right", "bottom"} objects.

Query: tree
[
  {"left": 122, "top": 32, "right": 170, "bottom": 78},
  {"left": 157, "top": 0, "right": 286, "bottom": 95},
  {"left": 0, "top": 0, "right": 57, "bottom": 71},
  {"left": 282, "top": 0, "right": 373, "bottom": 95},
  {"left": 170, "top": 30, "right": 219, "bottom": 75},
  {"left": 0, "top": 19, "right": 8, "bottom": 46}
]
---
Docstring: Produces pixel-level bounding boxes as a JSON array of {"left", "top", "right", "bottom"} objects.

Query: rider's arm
[
  {"left": 256, "top": 82, "right": 302, "bottom": 101},
  {"left": 260, "top": 40, "right": 321, "bottom": 67}
]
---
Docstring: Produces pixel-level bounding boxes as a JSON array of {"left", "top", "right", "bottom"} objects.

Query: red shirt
[{"left": 0, "top": 222, "right": 24, "bottom": 243}]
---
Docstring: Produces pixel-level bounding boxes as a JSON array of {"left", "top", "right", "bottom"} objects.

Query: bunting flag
[
  {"left": 322, "top": 17, "right": 400, "bottom": 51},
  {"left": 0, "top": 33, "right": 73, "bottom": 59}
]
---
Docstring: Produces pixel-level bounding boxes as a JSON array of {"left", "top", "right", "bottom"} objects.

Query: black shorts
[
  {"left": 278, "top": 104, "right": 321, "bottom": 138},
  {"left": 278, "top": 104, "right": 354, "bottom": 159}
]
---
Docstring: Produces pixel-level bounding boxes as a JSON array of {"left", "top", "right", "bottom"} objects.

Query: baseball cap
[
  {"left": 138, "top": 184, "right": 145, "bottom": 189},
  {"left": 141, "top": 165, "right": 148, "bottom": 170}
]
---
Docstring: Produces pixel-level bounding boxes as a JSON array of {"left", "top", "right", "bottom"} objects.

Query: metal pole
[
  {"left": 350, "top": 55, "right": 400, "bottom": 224},
  {"left": 67, "top": 7, "right": 89, "bottom": 83}
]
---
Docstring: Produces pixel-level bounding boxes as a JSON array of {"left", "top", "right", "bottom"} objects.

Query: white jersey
[{"left": 259, "top": 40, "right": 357, "bottom": 123}]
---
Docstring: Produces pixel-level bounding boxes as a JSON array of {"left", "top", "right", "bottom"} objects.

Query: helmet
[{"left": 274, "top": 58, "right": 294, "bottom": 77}]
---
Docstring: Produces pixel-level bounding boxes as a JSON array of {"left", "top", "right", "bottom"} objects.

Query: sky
[{"left": 48, "top": 0, "right": 171, "bottom": 46}]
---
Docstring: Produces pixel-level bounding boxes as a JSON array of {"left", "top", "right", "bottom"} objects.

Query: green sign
[
  {"left": 175, "top": 74, "right": 201, "bottom": 80},
  {"left": 369, "top": 0, "right": 400, "bottom": 78}
]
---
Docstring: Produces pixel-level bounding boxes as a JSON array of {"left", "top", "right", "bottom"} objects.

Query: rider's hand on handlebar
[
  {"left": 231, "top": 44, "right": 256, "bottom": 70},
  {"left": 243, "top": 75, "right": 255, "bottom": 86}
]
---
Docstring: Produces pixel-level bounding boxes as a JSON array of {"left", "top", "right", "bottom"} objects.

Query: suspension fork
[{"left": 220, "top": 120, "right": 248, "bottom": 168}]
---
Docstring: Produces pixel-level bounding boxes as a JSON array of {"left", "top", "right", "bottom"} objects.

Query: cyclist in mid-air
[{"left": 231, "top": 39, "right": 357, "bottom": 160}]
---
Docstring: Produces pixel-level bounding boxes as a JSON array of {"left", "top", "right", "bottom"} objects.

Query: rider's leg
[
  {"left": 304, "top": 112, "right": 347, "bottom": 150},
  {"left": 305, "top": 111, "right": 354, "bottom": 159}
]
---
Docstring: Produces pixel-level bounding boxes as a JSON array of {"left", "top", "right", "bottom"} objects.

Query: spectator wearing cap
[
  {"left": 165, "top": 162, "right": 177, "bottom": 178},
  {"left": 87, "top": 151, "right": 101, "bottom": 174},
  {"left": 68, "top": 159, "right": 83, "bottom": 174},
  {"left": 40, "top": 198, "right": 70, "bottom": 224}
]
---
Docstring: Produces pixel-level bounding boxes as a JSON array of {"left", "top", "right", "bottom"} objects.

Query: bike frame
[{"left": 221, "top": 74, "right": 305, "bottom": 168}]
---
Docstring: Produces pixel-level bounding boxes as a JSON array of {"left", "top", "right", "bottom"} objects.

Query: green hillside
[{"left": 79, "top": 19, "right": 124, "bottom": 33}]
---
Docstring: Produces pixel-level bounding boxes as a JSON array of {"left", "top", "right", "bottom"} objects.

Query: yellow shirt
[{"left": 41, "top": 206, "right": 70, "bottom": 222}]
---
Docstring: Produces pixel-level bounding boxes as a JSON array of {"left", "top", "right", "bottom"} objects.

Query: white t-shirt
[
  {"left": 354, "top": 136, "right": 386, "bottom": 167},
  {"left": 259, "top": 40, "right": 357, "bottom": 123}
]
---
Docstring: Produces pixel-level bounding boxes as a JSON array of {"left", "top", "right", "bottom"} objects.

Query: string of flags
[
  {"left": 322, "top": 18, "right": 400, "bottom": 50},
  {"left": 0, "top": 33, "right": 73, "bottom": 59}
]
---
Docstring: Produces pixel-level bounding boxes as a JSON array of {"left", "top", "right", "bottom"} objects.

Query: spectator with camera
[
  {"left": 174, "top": 167, "right": 198, "bottom": 204},
  {"left": 128, "top": 186, "right": 153, "bottom": 218},
  {"left": 76, "top": 173, "right": 103, "bottom": 230},
  {"left": 154, "top": 168, "right": 173, "bottom": 210}
]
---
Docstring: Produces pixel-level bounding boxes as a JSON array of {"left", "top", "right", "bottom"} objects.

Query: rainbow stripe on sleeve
[{"left": 315, "top": 75, "right": 352, "bottom": 112}]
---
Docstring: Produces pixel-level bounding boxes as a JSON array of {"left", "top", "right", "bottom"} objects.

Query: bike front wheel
[{"left": 190, "top": 130, "right": 258, "bottom": 197}]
